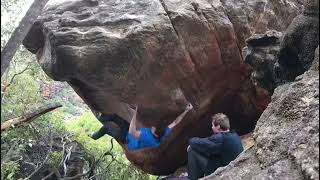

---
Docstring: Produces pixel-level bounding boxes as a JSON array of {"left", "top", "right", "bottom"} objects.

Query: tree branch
[
  {"left": 1, "top": 65, "right": 31, "bottom": 102},
  {"left": 1, "top": 102, "right": 62, "bottom": 132},
  {"left": 1, "top": 0, "right": 49, "bottom": 76},
  {"left": 41, "top": 171, "right": 55, "bottom": 180}
]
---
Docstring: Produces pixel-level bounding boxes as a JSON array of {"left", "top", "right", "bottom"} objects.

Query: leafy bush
[
  {"left": 48, "top": 151, "right": 63, "bottom": 168},
  {"left": 1, "top": 73, "right": 42, "bottom": 121},
  {"left": 1, "top": 161, "right": 20, "bottom": 180}
]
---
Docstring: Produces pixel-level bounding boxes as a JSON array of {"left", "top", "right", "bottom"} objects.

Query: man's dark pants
[{"left": 188, "top": 149, "right": 221, "bottom": 180}]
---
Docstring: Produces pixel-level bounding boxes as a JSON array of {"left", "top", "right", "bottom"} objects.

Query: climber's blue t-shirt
[{"left": 127, "top": 127, "right": 171, "bottom": 151}]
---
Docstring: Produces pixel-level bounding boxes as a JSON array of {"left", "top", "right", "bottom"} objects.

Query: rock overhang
[{"left": 22, "top": 0, "right": 302, "bottom": 175}]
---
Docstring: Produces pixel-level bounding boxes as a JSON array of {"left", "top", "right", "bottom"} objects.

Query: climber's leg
[
  {"left": 91, "top": 126, "right": 108, "bottom": 140},
  {"left": 98, "top": 114, "right": 113, "bottom": 124},
  {"left": 110, "top": 114, "right": 129, "bottom": 143},
  {"left": 187, "top": 148, "right": 208, "bottom": 180},
  {"left": 94, "top": 114, "right": 129, "bottom": 143},
  {"left": 91, "top": 123, "right": 124, "bottom": 141}
]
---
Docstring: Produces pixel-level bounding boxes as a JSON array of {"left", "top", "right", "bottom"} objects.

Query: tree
[{"left": 1, "top": 0, "right": 49, "bottom": 77}]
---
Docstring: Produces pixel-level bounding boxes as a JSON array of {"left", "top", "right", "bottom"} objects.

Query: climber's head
[
  {"left": 211, "top": 113, "right": 230, "bottom": 134},
  {"left": 151, "top": 126, "right": 166, "bottom": 140}
]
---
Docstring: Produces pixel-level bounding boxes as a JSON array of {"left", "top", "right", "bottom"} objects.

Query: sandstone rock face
[
  {"left": 218, "top": 0, "right": 302, "bottom": 48},
  {"left": 203, "top": 46, "right": 319, "bottom": 180},
  {"left": 278, "top": 0, "right": 319, "bottom": 81},
  {"left": 23, "top": 0, "right": 301, "bottom": 175}
]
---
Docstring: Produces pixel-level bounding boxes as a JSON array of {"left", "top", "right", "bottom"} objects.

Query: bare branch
[
  {"left": 1, "top": 65, "right": 31, "bottom": 102},
  {"left": 54, "top": 168, "right": 62, "bottom": 180},
  {"left": 63, "top": 145, "right": 73, "bottom": 176},
  {"left": 41, "top": 171, "right": 55, "bottom": 180},
  {"left": 1, "top": 102, "right": 62, "bottom": 132},
  {"left": 9, "top": 65, "right": 31, "bottom": 87}
]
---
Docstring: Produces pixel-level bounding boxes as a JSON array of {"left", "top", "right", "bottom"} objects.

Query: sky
[
  {"left": 1, "top": 0, "right": 74, "bottom": 30},
  {"left": 1, "top": 0, "right": 32, "bottom": 27}
]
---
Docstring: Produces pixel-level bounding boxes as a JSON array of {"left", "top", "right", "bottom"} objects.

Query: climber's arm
[
  {"left": 168, "top": 103, "right": 193, "bottom": 129},
  {"left": 128, "top": 106, "right": 141, "bottom": 138}
]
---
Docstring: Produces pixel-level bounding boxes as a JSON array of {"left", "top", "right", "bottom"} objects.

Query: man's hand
[
  {"left": 185, "top": 103, "right": 193, "bottom": 111},
  {"left": 168, "top": 102, "right": 193, "bottom": 129}
]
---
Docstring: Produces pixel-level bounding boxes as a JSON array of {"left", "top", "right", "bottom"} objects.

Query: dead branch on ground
[{"left": 1, "top": 102, "right": 62, "bottom": 132}]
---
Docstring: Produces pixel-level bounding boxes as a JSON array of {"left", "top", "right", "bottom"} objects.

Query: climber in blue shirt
[{"left": 127, "top": 103, "right": 193, "bottom": 151}]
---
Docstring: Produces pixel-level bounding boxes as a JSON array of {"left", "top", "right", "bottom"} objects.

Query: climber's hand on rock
[
  {"left": 134, "top": 105, "right": 138, "bottom": 113},
  {"left": 186, "top": 103, "right": 193, "bottom": 111}
]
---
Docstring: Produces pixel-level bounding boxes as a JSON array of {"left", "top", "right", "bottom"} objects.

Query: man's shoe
[{"left": 91, "top": 127, "right": 107, "bottom": 140}]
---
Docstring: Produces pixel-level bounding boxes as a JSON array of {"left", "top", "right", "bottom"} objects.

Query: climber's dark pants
[{"left": 91, "top": 114, "right": 129, "bottom": 143}]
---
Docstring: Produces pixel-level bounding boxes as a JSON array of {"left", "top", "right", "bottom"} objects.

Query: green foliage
[
  {"left": 48, "top": 151, "right": 63, "bottom": 168},
  {"left": 36, "top": 109, "right": 67, "bottom": 136},
  {"left": 1, "top": 73, "right": 42, "bottom": 120},
  {"left": 1, "top": 64, "right": 68, "bottom": 178},
  {"left": 66, "top": 112, "right": 156, "bottom": 180},
  {"left": 1, "top": 161, "right": 20, "bottom": 180},
  {"left": 1, "top": 69, "right": 66, "bottom": 139}
]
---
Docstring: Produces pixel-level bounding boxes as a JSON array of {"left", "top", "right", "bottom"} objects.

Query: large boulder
[
  {"left": 243, "top": 30, "right": 285, "bottom": 93},
  {"left": 23, "top": 0, "right": 301, "bottom": 175},
  {"left": 243, "top": 0, "right": 319, "bottom": 92},
  {"left": 278, "top": 0, "right": 319, "bottom": 80},
  {"left": 203, "top": 46, "right": 319, "bottom": 180}
]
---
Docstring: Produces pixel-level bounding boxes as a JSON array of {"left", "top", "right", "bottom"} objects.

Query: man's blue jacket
[{"left": 189, "top": 131, "right": 243, "bottom": 172}]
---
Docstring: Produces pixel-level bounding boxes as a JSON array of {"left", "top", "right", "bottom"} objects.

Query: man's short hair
[{"left": 211, "top": 113, "right": 230, "bottom": 130}]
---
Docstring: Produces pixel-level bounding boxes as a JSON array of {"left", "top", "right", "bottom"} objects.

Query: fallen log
[{"left": 1, "top": 102, "right": 62, "bottom": 132}]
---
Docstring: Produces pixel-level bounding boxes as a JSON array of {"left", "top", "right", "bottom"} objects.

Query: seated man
[
  {"left": 127, "top": 103, "right": 193, "bottom": 151},
  {"left": 187, "top": 113, "right": 243, "bottom": 180}
]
